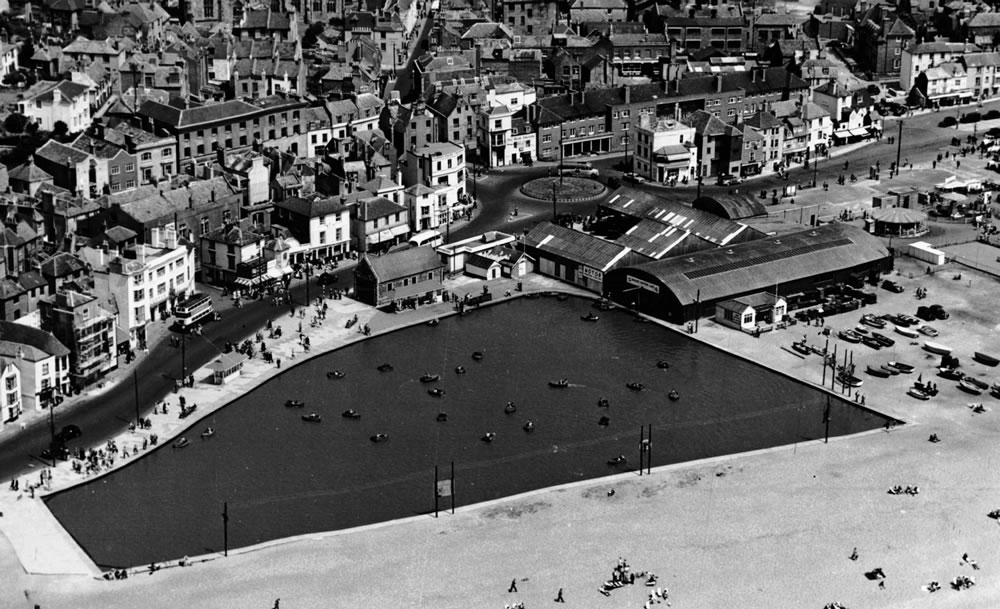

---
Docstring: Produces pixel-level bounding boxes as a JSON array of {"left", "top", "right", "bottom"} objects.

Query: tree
[
  {"left": 53, "top": 120, "right": 68, "bottom": 138},
  {"left": 3, "top": 113, "right": 27, "bottom": 133},
  {"left": 302, "top": 22, "right": 324, "bottom": 48}
]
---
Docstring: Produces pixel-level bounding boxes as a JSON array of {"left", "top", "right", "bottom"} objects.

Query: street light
[{"left": 623, "top": 132, "right": 631, "bottom": 175}]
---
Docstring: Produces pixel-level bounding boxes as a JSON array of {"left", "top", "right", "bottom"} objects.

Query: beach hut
[{"left": 206, "top": 352, "right": 248, "bottom": 385}]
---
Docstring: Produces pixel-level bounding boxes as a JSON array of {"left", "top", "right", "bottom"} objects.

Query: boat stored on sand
[
  {"left": 866, "top": 365, "right": 890, "bottom": 378},
  {"left": 923, "top": 341, "right": 953, "bottom": 356},
  {"left": 974, "top": 352, "right": 1000, "bottom": 367}
]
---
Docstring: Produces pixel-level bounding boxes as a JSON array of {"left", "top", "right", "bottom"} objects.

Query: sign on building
[
  {"left": 626, "top": 275, "right": 660, "bottom": 293},
  {"left": 581, "top": 266, "right": 603, "bottom": 281}
]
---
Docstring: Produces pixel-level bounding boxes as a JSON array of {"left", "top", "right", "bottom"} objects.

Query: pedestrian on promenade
[
  {"left": 556, "top": 588, "right": 565, "bottom": 602},
  {"left": 509, "top": 579, "right": 518, "bottom": 593}
]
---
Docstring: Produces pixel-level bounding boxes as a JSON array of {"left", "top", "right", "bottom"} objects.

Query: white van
[{"left": 409, "top": 229, "right": 443, "bottom": 248}]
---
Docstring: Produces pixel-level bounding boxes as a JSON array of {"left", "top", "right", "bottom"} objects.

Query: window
[
  {"left": 894, "top": 48, "right": 901, "bottom": 56},
  {"left": 133, "top": 289, "right": 144, "bottom": 301},
  {"left": 200, "top": 218, "right": 210, "bottom": 234},
  {"left": 622, "top": 122, "right": 629, "bottom": 131},
  {"left": 542, "top": 134, "right": 551, "bottom": 143},
  {"left": 110, "top": 165, "right": 120, "bottom": 175},
  {"left": 42, "top": 363, "right": 49, "bottom": 376},
  {"left": 319, "top": 231, "right": 326, "bottom": 244},
  {"left": 125, "top": 180, "right": 135, "bottom": 189},
  {"left": 621, "top": 110, "right": 630, "bottom": 118}
]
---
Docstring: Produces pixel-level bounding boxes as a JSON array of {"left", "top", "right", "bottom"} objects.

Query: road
[
  {"left": 391, "top": 5, "right": 435, "bottom": 103},
  {"left": 454, "top": 108, "right": 974, "bottom": 242},
  {"left": 0, "top": 279, "right": 331, "bottom": 482}
]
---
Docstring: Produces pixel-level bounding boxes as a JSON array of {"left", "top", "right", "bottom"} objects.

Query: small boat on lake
[
  {"left": 327, "top": 370, "right": 345, "bottom": 379},
  {"left": 908, "top": 388, "right": 931, "bottom": 400},
  {"left": 200, "top": 428, "right": 215, "bottom": 438},
  {"left": 626, "top": 382, "right": 644, "bottom": 391},
  {"left": 608, "top": 454, "right": 627, "bottom": 466},
  {"left": 523, "top": 420, "right": 534, "bottom": 432},
  {"left": 548, "top": 379, "right": 569, "bottom": 388},
  {"left": 556, "top": 293, "right": 569, "bottom": 301},
  {"left": 974, "top": 352, "right": 1000, "bottom": 367},
  {"left": 668, "top": 389, "right": 680, "bottom": 401},
  {"left": 377, "top": 363, "right": 394, "bottom": 372},
  {"left": 285, "top": 400, "right": 304, "bottom": 408},
  {"left": 472, "top": 351, "right": 484, "bottom": 361},
  {"left": 595, "top": 300, "right": 615, "bottom": 311},
  {"left": 341, "top": 409, "right": 361, "bottom": 419},
  {"left": 888, "top": 361, "right": 914, "bottom": 373},
  {"left": 370, "top": 433, "right": 388, "bottom": 443},
  {"left": 597, "top": 397, "right": 609, "bottom": 408},
  {"left": 420, "top": 373, "right": 441, "bottom": 383},
  {"left": 598, "top": 416, "right": 610, "bottom": 426},
  {"left": 428, "top": 388, "right": 446, "bottom": 397},
  {"left": 504, "top": 402, "right": 516, "bottom": 414},
  {"left": 482, "top": 432, "right": 496, "bottom": 442},
  {"left": 581, "top": 312, "right": 599, "bottom": 322},
  {"left": 656, "top": 360, "right": 670, "bottom": 369},
  {"left": 895, "top": 326, "right": 920, "bottom": 339},
  {"left": 455, "top": 366, "right": 466, "bottom": 374},
  {"left": 436, "top": 412, "right": 448, "bottom": 422},
  {"left": 173, "top": 437, "right": 189, "bottom": 448},
  {"left": 302, "top": 413, "right": 322, "bottom": 422},
  {"left": 866, "top": 365, "right": 890, "bottom": 378},
  {"left": 426, "top": 319, "right": 440, "bottom": 327},
  {"left": 923, "top": 341, "right": 953, "bottom": 356}
]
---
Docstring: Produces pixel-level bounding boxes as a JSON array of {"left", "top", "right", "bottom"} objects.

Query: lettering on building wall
[{"left": 626, "top": 275, "right": 660, "bottom": 293}]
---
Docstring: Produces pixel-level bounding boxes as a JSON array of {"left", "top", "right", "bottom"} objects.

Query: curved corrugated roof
[
  {"left": 607, "top": 224, "right": 890, "bottom": 307},
  {"left": 692, "top": 194, "right": 766, "bottom": 220},
  {"left": 871, "top": 206, "right": 927, "bottom": 224}
]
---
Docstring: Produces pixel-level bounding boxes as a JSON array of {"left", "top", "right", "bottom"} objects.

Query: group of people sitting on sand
[{"left": 887, "top": 485, "right": 920, "bottom": 495}]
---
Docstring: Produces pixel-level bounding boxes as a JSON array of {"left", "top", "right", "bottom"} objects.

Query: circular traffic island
[{"left": 520, "top": 176, "right": 607, "bottom": 202}]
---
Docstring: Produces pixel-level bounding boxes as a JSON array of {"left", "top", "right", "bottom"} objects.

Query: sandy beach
[{"left": 3, "top": 254, "right": 1000, "bottom": 609}]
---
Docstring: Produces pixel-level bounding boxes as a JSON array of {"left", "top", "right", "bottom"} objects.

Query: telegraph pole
[
  {"left": 552, "top": 182, "right": 557, "bottom": 222},
  {"left": 895, "top": 120, "right": 903, "bottom": 176},
  {"left": 222, "top": 502, "right": 229, "bottom": 557}
]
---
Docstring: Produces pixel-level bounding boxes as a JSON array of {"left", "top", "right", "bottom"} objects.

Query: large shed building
[{"left": 603, "top": 224, "right": 892, "bottom": 323}]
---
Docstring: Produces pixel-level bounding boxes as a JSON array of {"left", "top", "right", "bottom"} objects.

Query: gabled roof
[
  {"left": 0, "top": 321, "right": 71, "bottom": 360},
  {"left": 755, "top": 13, "right": 804, "bottom": 26},
  {"left": 36, "top": 139, "right": 92, "bottom": 167},
  {"left": 356, "top": 196, "right": 406, "bottom": 220},
  {"left": 237, "top": 8, "right": 291, "bottom": 30},
  {"left": 9, "top": 159, "right": 54, "bottom": 184},
  {"left": 63, "top": 35, "right": 122, "bottom": 55},
  {"left": 40, "top": 252, "right": 86, "bottom": 278},
  {"left": 21, "top": 80, "right": 90, "bottom": 103},
  {"left": 362, "top": 247, "right": 443, "bottom": 282},
  {"left": 526, "top": 221, "right": 635, "bottom": 272},
  {"left": 962, "top": 52, "right": 1000, "bottom": 68},
  {"left": 885, "top": 17, "right": 915, "bottom": 37},
  {"left": 743, "top": 110, "right": 783, "bottom": 130},
  {"left": 138, "top": 99, "right": 261, "bottom": 129},
  {"left": 684, "top": 110, "right": 732, "bottom": 137},
  {"left": 461, "top": 22, "right": 513, "bottom": 40},
  {"left": 203, "top": 223, "right": 267, "bottom": 245},
  {"left": 273, "top": 196, "right": 349, "bottom": 218},
  {"left": 360, "top": 175, "right": 401, "bottom": 194},
  {"left": 907, "top": 42, "right": 981, "bottom": 55},
  {"left": 968, "top": 12, "right": 1000, "bottom": 28}
]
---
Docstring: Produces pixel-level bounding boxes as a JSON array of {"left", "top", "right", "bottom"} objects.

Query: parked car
[
  {"left": 881, "top": 280, "right": 905, "bottom": 293},
  {"left": 930, "top": 304, "right": 949, "bottom": 320},
  {"left": 916, "top": 306, "right": 935, "bottom": 322},
  {"left": 960, "top": 112, "right": 981, "bottom": 124},
  {"left": 624, "top": 172, "right": 648, "bottom": 184},
  {"left": 40, "top": 443, "right": 70, "bottom": 461},
  {"left": 607, "top": 176, "right": 622, "bottom": 189},
  {"left": 718, "top": 174, "right": 742, "bottom": 186},
  {"left": 985, "top": 109, "right": 1000, "bottom": 121},
  {"left": 918, "top": 325, "right": 939, "bottom": 337},
  {"left": 56, "top": 424, "right": 82, "bottom": 443},
  {"left": 939, "top": 116, "right": 958, "bottom": 128}
]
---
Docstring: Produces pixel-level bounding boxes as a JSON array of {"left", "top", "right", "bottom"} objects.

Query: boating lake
[{"left": 45, "top": 296, "right": 891, "bottom": 568}]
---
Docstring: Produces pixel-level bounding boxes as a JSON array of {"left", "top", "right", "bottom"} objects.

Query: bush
[{"left": 939, "top": 116, "right": 958, "bottom": 127}]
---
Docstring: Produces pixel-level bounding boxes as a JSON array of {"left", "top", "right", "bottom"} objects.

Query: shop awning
[
  {"left": 389, "top": 225, "right": 409, "bottom": 237},
  {"left": 234, "top": 277, "right": 253, "bottom": 286},
  {"left": 849, "top": 128, "right": 869, "bottom": 137},
  {"left": 833, "top": 130, "right": 852, "bottom": 139},
  {"left": 655, "top": 144, "right": 691, "bottom": 161}
]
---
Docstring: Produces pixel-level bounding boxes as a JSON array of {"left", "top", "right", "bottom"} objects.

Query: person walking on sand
[
  {"left": 509, "top": 579, "right": 518, "bottom": 593},
  {"left": 555, "top": 588, "right": 565, "bottom": 602}
]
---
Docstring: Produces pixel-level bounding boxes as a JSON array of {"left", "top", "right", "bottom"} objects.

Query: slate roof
[
  {"left": 356, "top": 196, "right": 406, "bottom": 221},
  {"left": 21, "top": 80, "right": 90, "bottom": 103},
  {"left": 40, "top": 252, "right": 86, "bottom": 278},
  {"left": 202, "top": 224, "right": 267, "bottom": 245},
  {"left": 35, "top": 139, "right": 91, "bottom": 167},
  {"left": 908, "top": 42, "right": 981, "bottom": 55},
  {"left": 755, "top": 13, "right": 805, "bottom": 26},
  {"left": 63, "top": 36, "right": 122, "bottom": 55},
  {"left": 274, "top": 197, "right": 348, "bottom": 219},
  {"left": 362, "top": 246, "right": 443, "bottom": 282},
  {"left": 692, "top": 194, "right": 767, "bottom": 220},
  {"left": 0, "top": 321, "right": 71, "bottom": 359},
  {"left": 968, "top": 12, "right": 1000, "bottom": 28},
  {"left": 526, "top": 222, "right": 635, "bottom": 272},
  {"left": 237, "top": 8, "right": 291, "bottom": 30},
  {"left": 138, "top": 99, "right": 260, "bottom": 129},
  {"left": 963, "top": 52, "right": 1000, "bottom": 67}
]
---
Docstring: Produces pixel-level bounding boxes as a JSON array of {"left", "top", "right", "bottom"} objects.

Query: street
[{"left": 0, "top": 280, "right": 326, "bottom": 482}]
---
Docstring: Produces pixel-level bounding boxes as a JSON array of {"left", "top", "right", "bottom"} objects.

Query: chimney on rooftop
[{"left": 688, "top": 7, "right": 695, "bottom": 17}]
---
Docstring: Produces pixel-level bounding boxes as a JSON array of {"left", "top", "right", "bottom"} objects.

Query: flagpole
[
  {"left": 450, "top": 460, "right": 455, "bottom": 515},
  {"left": 434, "top": 465, "right": 439, "bottom": 518},
  {"left": 647, "top": 424, "right": 652, "bottom": 475},
  {"left": 638, "top": 425, "right": 644, "bottom": 476}
]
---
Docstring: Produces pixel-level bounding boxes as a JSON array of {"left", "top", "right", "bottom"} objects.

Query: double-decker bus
[{"left": 174, "top": 293, "right": 214, "bottom": 331}]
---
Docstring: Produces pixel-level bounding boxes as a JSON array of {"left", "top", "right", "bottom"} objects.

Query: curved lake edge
[{"left": 41, "top": 291, "right": 900, "bottom": 569}]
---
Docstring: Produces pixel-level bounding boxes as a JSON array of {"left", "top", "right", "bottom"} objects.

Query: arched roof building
[
  {"left": 692, "top": 194, "right": 767, "bottom": 220},
  {"left": 603, "top": 223, "right": 892, "bottom": 323}
]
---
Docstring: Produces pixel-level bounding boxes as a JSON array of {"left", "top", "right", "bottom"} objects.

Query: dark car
[
  {"left": 607, "top": 176, "right": 622, "bottom": 189},
  {"left": 56, "top": 424, "right": 82, "bottom": 443},
  {"left": 881, "top": 280, "right": 905, "bottom": 293},
  {"left": 930, "top": 304, "right": 949, "bottom": 320},
  {"left": 960, "top": 112, "right": 981, "bottom": 124},
  {"left": 41, "top": 443, "right": 70, "bottom": 461},
  {"left": 939, "top": 116, "right": 958, "bottom": 128}
]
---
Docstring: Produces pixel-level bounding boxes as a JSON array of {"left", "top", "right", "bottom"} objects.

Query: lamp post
[
  {"left": 552, "top": 182, "right": 557, "bottom": 222},
  {"left": 559, "top": 127, "right": 564, "bottom": 185},
  {"left": 895, "top": 120, "right": 903, "bottom": 176},
  {"left": 623, "top": 132, "right": 630, "bottom": 175}
]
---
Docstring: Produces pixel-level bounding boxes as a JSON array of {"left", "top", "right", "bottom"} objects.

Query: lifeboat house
[
  {"left": 715, "top": 293, "right": 788, "bottom": 332},
  {"left": 603, "top": 224, "right": 892, "bottom": 323}
]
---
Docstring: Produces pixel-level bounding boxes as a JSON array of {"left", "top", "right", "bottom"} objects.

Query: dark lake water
[{"left": 46, "top": 296, "right": 890, "bottom": 568}]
